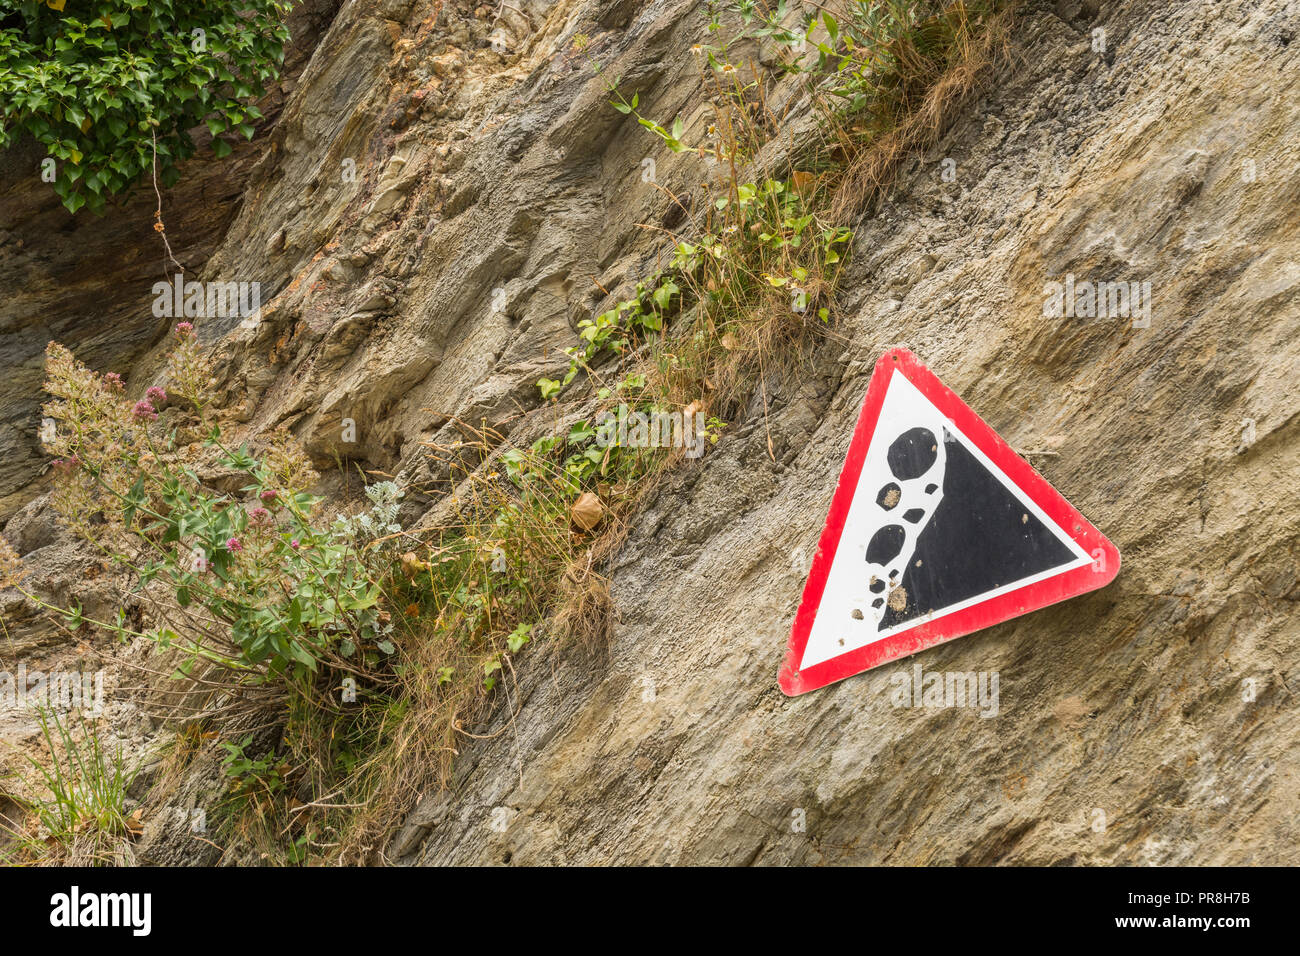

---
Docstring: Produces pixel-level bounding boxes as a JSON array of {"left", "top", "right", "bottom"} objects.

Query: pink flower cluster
[{"left": 132, "top": 400, "right": 158, "bottom": 421}]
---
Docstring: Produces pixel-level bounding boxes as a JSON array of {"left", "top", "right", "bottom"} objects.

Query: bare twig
[{"left": 151, "top": 130, "right": 186, "bottom": 279}]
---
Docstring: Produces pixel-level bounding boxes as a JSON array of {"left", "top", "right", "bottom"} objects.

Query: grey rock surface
[{"left": 3, "top": 0, "right": 1298, "bottom": 865}]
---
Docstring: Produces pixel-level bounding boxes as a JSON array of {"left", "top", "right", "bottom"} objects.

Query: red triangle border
[{"left": 779, "top": 348, "right": 1121, "bottom": 696}]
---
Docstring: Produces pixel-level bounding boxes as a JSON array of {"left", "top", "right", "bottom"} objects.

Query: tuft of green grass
[{"left": 2, "top": 709, "right": 138, "bottom": 866}]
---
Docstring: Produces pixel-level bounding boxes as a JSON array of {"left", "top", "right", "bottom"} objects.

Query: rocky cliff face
[
  {"left": 0, "top": 0, "right": 342, "bottom": 521},
  {"left": 3, "top": 0, "right": 1299, "bottom": 865}
]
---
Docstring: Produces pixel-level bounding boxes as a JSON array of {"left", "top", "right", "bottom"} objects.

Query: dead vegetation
[{"left": 827, "top": 1, "right": 1019, "bottom": 221}]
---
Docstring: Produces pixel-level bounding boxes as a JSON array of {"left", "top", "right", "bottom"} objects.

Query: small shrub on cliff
[
  {"left": 4, "top": 332, "right": 621, "bottom": 862},
  {"left": 705, "top": 0, "right": 1005, "bottom": 125},
  {"left": 548, "top": 0, "right": 1012, "bottom": 416},
  {"left": 547, "top": 70, "right": 854, "bottom": 425},
  {"left": 0, "top": 0, "right": 293, "bottom": 213},
  {"left": 330, "top": 424, "right": 620, "bottom": 855},
  {"left": 29, "top": 328, "right": 399, "bottom": 688},
  {"left": 696, "top": 0, "right": 1013, "bottom": 219}
]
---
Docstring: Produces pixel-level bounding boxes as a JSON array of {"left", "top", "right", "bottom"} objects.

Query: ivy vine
[{"left": 0, "top": 0, "right": 293, "bottom": 213}]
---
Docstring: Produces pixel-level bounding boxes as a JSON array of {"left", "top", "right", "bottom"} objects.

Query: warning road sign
[{"left": 779, "top": 348, "right": 1120, "bottom": 696}]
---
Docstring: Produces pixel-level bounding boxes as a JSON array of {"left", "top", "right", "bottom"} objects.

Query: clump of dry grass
[
  {"left": 553, "top": 554, "right": 616, "bottom": 654},
  {"left": 827, "top": 0, "right": 1020, "bottom": 220},
  {"left": 325, "top": 423, "right": 638, "bottom": 862}
]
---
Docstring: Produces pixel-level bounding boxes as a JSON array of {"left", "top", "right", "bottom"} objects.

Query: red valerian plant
[{"left": 2, "top": 326, "right": 401, "bottom": 689}]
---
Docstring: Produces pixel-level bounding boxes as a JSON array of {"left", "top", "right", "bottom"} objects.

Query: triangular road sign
[{"left": 779, "top": 348, "right": 1119, "bottom": 695}]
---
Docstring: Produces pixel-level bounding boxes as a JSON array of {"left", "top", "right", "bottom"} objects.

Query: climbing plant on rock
[{"left": 0, "top": 0, "right": 292, "bottom": 213}]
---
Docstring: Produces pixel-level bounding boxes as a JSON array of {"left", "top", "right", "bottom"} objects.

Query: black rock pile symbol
[{"left": 863, "top": 427, "right": 944, "bottom": 624}]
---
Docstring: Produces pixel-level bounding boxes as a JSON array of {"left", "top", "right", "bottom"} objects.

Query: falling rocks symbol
[{"left": 779, "top": 348, "right": 1120, "bottom": 696}]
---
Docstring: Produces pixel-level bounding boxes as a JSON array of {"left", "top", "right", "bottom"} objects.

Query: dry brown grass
[
  {"left": 830, "top": 1, "right": 1019, "bottom": 222},
  {"left": 327, "top": 424, "right": 654, "bottom": 863},
  {"left": 553, "top": 554, "right": 616, "bottom": 654}
]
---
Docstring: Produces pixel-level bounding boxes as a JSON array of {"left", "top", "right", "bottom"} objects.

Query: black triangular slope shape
[{"left": 877, "top": 429, "right": 1076, "bottom": 630}]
